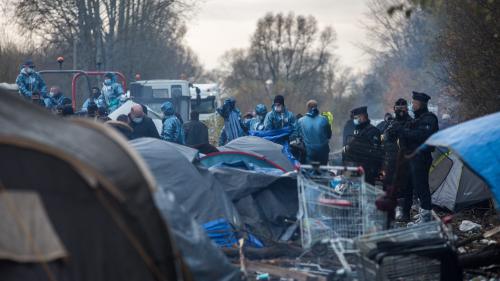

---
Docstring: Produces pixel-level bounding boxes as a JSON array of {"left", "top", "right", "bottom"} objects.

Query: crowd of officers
[
  {"left": 342, "top": 92, "right": 439, "bottom": 223},
  {"left": 16, "top": 59, "right": 440, "bottom": 223}
]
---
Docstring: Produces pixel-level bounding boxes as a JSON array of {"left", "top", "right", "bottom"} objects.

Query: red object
[
  {"left": 318, "top": 198, "right": 353, "bottom": 207},
  {"left": 71, "top": 71, "right": 127, "bottom": 110},
  {"left": 442, "top": 215, "right": 454, "bottom": 225}
]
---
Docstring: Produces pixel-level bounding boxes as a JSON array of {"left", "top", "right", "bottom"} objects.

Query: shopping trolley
[
  {"left": 298, "top": 165, "right": 387, "bottom": 250},
  {"left": 355, "top": 220, "right": 460, "bottom": 281}
]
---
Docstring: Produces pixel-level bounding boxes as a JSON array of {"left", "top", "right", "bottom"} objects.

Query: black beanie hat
[{"left": 273, "top": 95, "right": 285, "bottom": 105}]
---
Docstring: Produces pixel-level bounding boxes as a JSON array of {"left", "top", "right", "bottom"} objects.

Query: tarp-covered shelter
[
  {"left": 130, "top": 138, "right": 240, "bottom": 226},
  {"left": 220, "top": 136, "right": 294, "bottom": 171},
  {"left": 208, "top": 166, "right": 298, "bottom": 242},
  {"left": 425, "top": 112, "right": 500, "bottom": 207},
  {"left": 0, "top": 92, "right": 186, "bottom": 281},
  {"left": 430, "top": 148, "right": 491, "bottom": 211}
]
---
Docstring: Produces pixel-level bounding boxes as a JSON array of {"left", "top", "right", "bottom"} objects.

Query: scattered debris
[{"left": 460, "top": 220, "right": 482, "bottom": 232}]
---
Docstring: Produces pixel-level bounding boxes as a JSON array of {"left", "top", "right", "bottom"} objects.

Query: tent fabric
[
  {"left": 221, "top": 136, "right": 294, "bottom": 171},
  {"left": 0, "top": 191, "right": 67, "bottom": 263},
  {"left": 425, "top": 112, "right": 500, "bottom": 206},
  {"left": 0, "top": 92, "right": 184, "bottom": 281},
  {"left": 208, "top": 167, "right": 298, "bottom": 241},
  {"left": 430, "top": 149, "right": 491, "bottom": 211},
  {"left": 130, "top": 138, "right": 241, "bottom": 227}
]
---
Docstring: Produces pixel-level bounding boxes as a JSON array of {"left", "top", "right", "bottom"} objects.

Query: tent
[
  {"left": 0, "top": 92, "right": 186, "bottom": 280},
  {"left": 200, "top": 151, "right": 287, "bottom": 173},
  {"left": 425, "top": 111, "right": 500, "bottom": 208},
  {"left": 130, "top": 138, "right": 240, "bottom": 227},
  {"left": 430, "top": 148, "right": 491, "bottom": 211},
  {"left": 220, "top": 136, "right": 295, "bottom": 171}
]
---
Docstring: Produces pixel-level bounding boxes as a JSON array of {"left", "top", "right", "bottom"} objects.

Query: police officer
[
  {"left": 343, "top": 106, "right": 382, "bottom": 185},
  {"left": 381, "top": 98, "right": 413, "bottom": 187},
  {"left": 399, "top": 92, "right": 439, "bottom": 223}
]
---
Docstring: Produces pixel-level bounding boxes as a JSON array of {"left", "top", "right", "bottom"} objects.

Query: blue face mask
[{"left": 353, "top": 118, "right": 360, "bottom": 126}]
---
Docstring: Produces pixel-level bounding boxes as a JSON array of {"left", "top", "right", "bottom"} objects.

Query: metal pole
[{"left": 73, "top": 38, "right": 77, "bottom": 69}]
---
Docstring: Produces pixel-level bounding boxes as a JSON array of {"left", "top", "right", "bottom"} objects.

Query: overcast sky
[{"left": 185, "top": 0, "right": 371, "bottom": 72}]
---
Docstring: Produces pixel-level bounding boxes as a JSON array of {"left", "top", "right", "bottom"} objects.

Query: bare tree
[{"left": 221, "top": 12, "right": 345, "bottom": 114}]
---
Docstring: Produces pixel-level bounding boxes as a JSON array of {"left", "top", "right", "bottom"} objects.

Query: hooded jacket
[
  {"left": 264, "top": 105, "right": 296, "bottom": 132},
  {"left": 297, "top": 108, "right": 332, "bottom": 158},
  {"left": 15, "top": 67, "right": 48, "bottom": 99},
  {"left": 100, "top": 73, "right": 124, "bottom": 113},
  {"left": 44, "top": 92, "right": 72, "bottom": 110},
  {"left": 160, "top": 101, "right": 185, "bottom": 144}
]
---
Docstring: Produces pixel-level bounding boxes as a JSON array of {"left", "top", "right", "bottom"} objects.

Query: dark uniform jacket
[
  {"left": 402, "top": 109, "right": 439, "bottom": 152},
  {"left": 344, "top": 121, "right": 382, "bottom": 184}
]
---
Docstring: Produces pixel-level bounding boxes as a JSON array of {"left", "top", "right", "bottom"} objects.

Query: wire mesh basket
[
  {"left": 355, "top": 220, "right": 456, "bottom": 281},
  {"left": 298, "top": 165, "right": 387, "bottom": 249}
]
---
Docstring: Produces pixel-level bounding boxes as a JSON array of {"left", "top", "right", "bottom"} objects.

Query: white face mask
[
  {"left": 353, "top": 118, "right": 360, "bottom": 125},
  {"left": 132, "top": 117, "right": 143, "bottom": 123},
  {"left": 275, "top": 105, "right": 283, "bottom": 113},
  {"left": 49, "top": 92, "right": 55, "bottom": 97},
  {"left": 104, "top": 79, "right": 112, "bottom": 85}
]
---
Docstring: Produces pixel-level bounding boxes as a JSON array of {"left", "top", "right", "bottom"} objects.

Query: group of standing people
[
  {"left": 218, "top": 94, "right": 332, "bottom": 165},
  {"left": 15, "top": 59, "right": 126, "bottom": 116},
  {"left": 342, "top": 91, "right": 439, "bottom": 223}
]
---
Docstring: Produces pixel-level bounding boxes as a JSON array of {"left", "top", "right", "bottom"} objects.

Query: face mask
[
  {"left": 353, "top": 118, "right": 360, "bottom": 126},
  {"left": 26, "top": 67, "right": 34, "bottom": 74},
  {"left": 275, "top": 105, "right": 283, "bottom": 113},
  {"left": 104, "top": 79, "right": 112, "bottom": 85},
  {"left": 132, "top": 117, "right": 143, "bottom": 123},
  {"left": 49, "top": 92, "right": 55, "bottom": 97}
]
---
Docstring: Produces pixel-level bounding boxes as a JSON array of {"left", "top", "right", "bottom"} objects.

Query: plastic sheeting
[
  {"left": 424, "top": 112, "right": 500, "bottom": 206},
  {"left": 153, "top": 189, "right": 240, "bottom": 281},
  {"left": 208, "top": 167, "right": 298, "bottom": 241},
  {"left": 221, "top": 136, "right": 294, "bottom": 171},
  {"left": 130, "top": 138, "right": 241, "bottom": 226}
]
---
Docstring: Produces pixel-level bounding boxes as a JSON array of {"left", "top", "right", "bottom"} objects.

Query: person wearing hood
[
  {"left": 377, "top": 113, "right": 394, "bottom": 132},
  {"left": 217, "top": 98, "right": 244, "bottom": 145},
  {"left": 128, "top": 104, "right": 160, "bottom": 139},
  {"left": 100, "top": 72, "right": 124, "bottom": 113},
  {"left": 249, "top": 104, "right": 268, "bottom": 131},
  {"left": 15, "top": 60, "right": 48, "bottom": 101},
  {"left": 264, "top": 95, "right": 296, "bottom": 132},
  {"left": 343, "top": 106, "right": 382, "bottom": 185},
  {"left": 44, "top": 86, "right": 72, "bottom": 111},
  {"left": 160, "top": 101, "right": 185, "bottom": 144},
  {"left": 398, "top": 92, "right": 439, "bottom": 223},
  {"left": 81, "top": 87, "right": 105, "bottom": 112},
  {"left": 297, "top": 100, "right": 332, "bottom": 165}
]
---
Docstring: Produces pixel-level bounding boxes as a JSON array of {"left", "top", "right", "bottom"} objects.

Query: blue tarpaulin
[
  {"left": 203, "top": 218, "right": 264, "bottom": 248},
  {"left": 424, "top": 112, "right": 500, "bottom": 206},
  {"left": 249, "top": 127, "right": 300, "bottom": 169}
]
